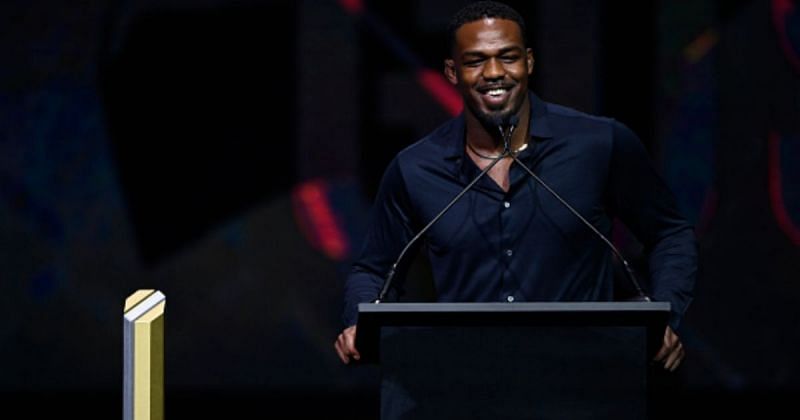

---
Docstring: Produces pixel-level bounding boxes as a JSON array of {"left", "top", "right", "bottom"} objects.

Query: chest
[
  {"left": 408, "top": 143, "right": 613, "bottom": 253},
  {"left": 484, "top": 158, "right": 513, "bottom": 192}
]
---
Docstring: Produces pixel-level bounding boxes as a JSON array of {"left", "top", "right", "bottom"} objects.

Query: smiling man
[{"left": 336, "top": 0, "right": 696, "bottom": 379}]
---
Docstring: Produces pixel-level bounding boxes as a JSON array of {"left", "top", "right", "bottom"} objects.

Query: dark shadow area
[
  {"left": 599, "top": 2, "right": 656, "bottom": 152},
  {"left": 101, "top": 3, "right": 296, "bottom": 264},
  {"left": 3, "top": 388, "right": 796, "bottom": 419},
  {"left": 3, "top": 388, "right": 380, "bottom": 420}
]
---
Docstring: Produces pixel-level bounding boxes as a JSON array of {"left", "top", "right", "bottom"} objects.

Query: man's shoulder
[
  {"left": 543, "top": 100, "right": 615, "bottom": 129},
  {"left": 537, "top": 98, "right": 631, "bottom": 151}
]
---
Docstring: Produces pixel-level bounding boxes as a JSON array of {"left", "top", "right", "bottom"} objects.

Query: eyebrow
[{"left": 461, "top": 46, "right": 524, "bottom": 58}]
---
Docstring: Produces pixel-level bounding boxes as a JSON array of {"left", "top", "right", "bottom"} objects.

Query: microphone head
[
  {"left": 492, "top": 114, "right": 520, "bottom": 129},
  {"left": 490, "top": 115, "right": 505, "bottom": 129}
]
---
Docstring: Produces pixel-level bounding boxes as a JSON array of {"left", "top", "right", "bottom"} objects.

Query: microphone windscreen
[{"left": 490, "top": 115, "right": 504, "bottom": 129}]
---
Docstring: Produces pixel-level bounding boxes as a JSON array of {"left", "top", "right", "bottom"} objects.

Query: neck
[{"left": 465, "top": 100, "right": 531, "bottom": 154}]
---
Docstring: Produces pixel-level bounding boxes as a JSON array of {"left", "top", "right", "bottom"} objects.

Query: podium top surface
[
  {"left": 357, "top": 301, "right": 670, "bottom": 329},
  {"left": 359, "top": 301, "right": 669, "bottom": 314},
  {"left": 357, "top": 301, "right": 669, "bottom": 326}
]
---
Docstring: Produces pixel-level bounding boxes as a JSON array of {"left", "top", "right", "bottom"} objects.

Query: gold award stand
[{"left": 123, "top": 290, "right": 166, "bottom": 420}]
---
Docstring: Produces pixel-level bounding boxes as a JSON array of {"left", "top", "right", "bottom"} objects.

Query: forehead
[{"left": 454, "top": 17, "right": 525, "bottom": 53}]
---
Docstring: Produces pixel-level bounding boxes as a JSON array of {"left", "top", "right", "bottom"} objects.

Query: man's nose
[{"left": 482, "top": 58, "right": 505, "bottom": 80}]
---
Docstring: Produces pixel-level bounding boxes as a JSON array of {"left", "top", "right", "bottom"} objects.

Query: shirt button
[
  {"left": 505, "top": 249, "right": 513, "bottom": 257},
  {"left": 507, "top": 295, "right": 515, "bottom": 302},
  {"left": 504, "top": 201, "right": 510, "bottom": 208}
]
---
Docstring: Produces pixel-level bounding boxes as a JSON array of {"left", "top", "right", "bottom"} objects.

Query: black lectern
[{"left": 356, "top": 302, "right": 670, "bottom": 420}]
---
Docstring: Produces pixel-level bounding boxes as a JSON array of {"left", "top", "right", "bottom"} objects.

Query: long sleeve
[
  {"left": 608, "top": 121, "right": 698, "bottom": 330},
  {"left": 342, "top": 157, "right": 419, "bottom": 327}
]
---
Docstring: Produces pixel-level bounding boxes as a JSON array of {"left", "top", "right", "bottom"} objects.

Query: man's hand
[
  {"left": 653, "top": 325, "right": 684, "bottom": 371},
  {"left": 334, "top": 325, "right": 360, "bottom": 364}
]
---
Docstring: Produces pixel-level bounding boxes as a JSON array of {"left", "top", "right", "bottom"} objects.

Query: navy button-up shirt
[{"left": 343, "top": 92, "right": 696, "bottom": 329}]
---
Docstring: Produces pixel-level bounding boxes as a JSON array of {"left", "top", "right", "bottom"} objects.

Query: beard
[{"left": 467, "top": 89, "right": 526, "bottom": 132}]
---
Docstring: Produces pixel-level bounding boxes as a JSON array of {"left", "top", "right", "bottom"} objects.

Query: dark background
[{"left": 1, "top": 0, "right": 798, "bottom": 418}]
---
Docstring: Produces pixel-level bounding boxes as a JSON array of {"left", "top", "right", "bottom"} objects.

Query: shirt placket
[
  {"left": 499, "top": 189, "right": 518, "bottom": 303},
  {"left": 500, "top": 154, "right": 537, "bottom": 303}
]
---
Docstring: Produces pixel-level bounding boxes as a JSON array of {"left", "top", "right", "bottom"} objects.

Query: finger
[
  {"left": 671, "top": 346, "right": 685, "bottom": 371},
  {"left": 664, "top": 344, "right": 684, "bottom": 371},
  {"left": 663, "top": 335, "right": 683, "bottom": 370},
  {"left": 664, "top": 328, "right": 678, "bottom": 347},
  {"left": 665, "top": 356, "right": 680, "bottom": 371},
  {"left": 654, "top": 327, "right": 676, "bottom": 361},
  {"left": 344, "top": 329, "right": 360, "bottom": 360},
  {"left": 334, "top": 337, "right": 350, "bottom": 364},
  {"left": 653, "top": 343, "right": 668, "bottom": 362}
]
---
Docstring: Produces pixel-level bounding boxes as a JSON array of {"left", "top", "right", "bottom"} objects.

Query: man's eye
[
  {"left": 502, "top": 56, "right": 519, "bottom": 62},
  {"left": 465, "top": 59, "right": 484, "bottom": 66}
]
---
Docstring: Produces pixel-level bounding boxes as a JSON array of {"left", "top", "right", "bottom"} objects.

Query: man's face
[{"left": 445, "top": 18, "right": 533, "bottom": 127}]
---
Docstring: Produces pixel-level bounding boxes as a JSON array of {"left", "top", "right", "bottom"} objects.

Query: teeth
[{"left": 487, "top": 88, "right": 507, "bottom": 96}]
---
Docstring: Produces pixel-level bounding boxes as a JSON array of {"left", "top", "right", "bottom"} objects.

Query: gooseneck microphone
[
  {"left": 500, "top": 115, "right": 518, "bottom": 153},
  {"left": 375, "top": 113, "right": 649, "bottom": 304},
  {"left": 504, "top": 126, "right": 651, "bottom": 302},
  {"left": 374, "top": 117, "right": 517, "bottom": 303}
]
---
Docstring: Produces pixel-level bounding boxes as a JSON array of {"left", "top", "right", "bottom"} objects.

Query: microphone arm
[
  {"left": 375, "top": 125, "right": 516, "bottom": 303},
  {"left": 508, "top": 151, "right": 651, "bottom": 301}
]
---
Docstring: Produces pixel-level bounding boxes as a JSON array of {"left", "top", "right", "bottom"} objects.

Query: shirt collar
[
  {"left": 528, "top": 91, "right": 554, "bottom": 139},
  {"left": 441, "top": 91, "right": 553, "bottom": 161}
]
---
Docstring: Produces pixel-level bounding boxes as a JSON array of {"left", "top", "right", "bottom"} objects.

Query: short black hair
[{"left": 447, "top": 1, "right": 527, "bottom": 56}]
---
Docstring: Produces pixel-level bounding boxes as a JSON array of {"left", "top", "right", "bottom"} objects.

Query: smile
[{"left": 478, "top": 85, "right": 513, "bottom": 107}]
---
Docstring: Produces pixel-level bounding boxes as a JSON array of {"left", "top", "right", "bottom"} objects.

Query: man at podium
[{"left": 335, "top": 1, "right": 696, "bottom": 376}]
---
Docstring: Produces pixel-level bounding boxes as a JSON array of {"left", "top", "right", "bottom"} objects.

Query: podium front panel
[
  {"left": 357, "top": 302, "right": 669, "bottom": 419},
  {"left": 380, "top": 325, "right": 646, "bottom": 420}
]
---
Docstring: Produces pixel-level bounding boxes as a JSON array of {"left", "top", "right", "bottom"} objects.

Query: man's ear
[
  {"left": 444, "top": 59, "right": 458, "bottom": 85},
  {"left": 526, "top": 48, "right": 534, "bottom": 76}
]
